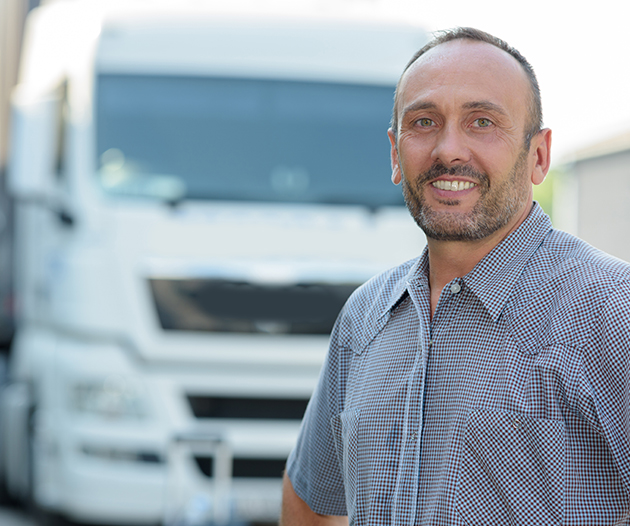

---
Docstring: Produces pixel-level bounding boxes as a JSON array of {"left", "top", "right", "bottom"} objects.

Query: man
[{"left": 281, "top": 27, "right": 630, "bottom": 525}]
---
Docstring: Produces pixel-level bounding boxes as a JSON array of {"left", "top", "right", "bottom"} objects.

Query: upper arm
[
  {"left": 280, "top": 472, "right": 348, "bottom": 526},
  {"left": 583, "top": 280, "right": 630, "bottom": 480},
  {"left": 284, "top": 313, "right": 351, "bottom": 516}
]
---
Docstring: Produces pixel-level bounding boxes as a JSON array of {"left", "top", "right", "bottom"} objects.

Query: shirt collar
[
  {"left": 463, "top": 202, "right": 552, "bottom": 322},
  {"left": 381, "top": 202, "right": 552, "bottom": 322},
  {"left": 382, "top": 247, "right": 430, "bottom": 317}
]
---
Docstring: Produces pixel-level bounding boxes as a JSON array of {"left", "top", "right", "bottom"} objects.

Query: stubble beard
[{"left": 401, "top": 148, "right": 531, "bottom": 242}]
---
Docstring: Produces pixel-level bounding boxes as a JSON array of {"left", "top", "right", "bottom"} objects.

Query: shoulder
[
  {"left": 332, "top": 257, "right": 418, "bottom": 348},
  {"left": 535, "top": 228, "right": 630, "bottom": 291},
  {"left": 512, "top": 228, "right": 630, "bottom": 345},
  {"left": 345, "top": 257, "right": 417, "bottom": 317},
  {"left": 348, "top": 257, "right": 417, "bottom": 311}
]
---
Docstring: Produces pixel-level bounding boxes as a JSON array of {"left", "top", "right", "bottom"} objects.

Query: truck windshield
[{"left": 96, "top": 74, "right": 403, "bottom": 207}]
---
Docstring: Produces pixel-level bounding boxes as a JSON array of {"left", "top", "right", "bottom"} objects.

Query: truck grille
[
  {"left": 187, "top": 395, "right": 309, "bottom": 420},
  {"left": 148, "top": 278, "right": 358, "bottom": 334},
  {"left": 194, "top": 457, "right": 286, "bottom": 479}
]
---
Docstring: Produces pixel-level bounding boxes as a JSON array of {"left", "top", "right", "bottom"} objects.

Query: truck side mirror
[{"left": 7, "top": 88, "right": 60, "bottom": 201}]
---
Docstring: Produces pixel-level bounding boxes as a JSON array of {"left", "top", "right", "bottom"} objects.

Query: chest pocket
[{"left": 456, "top": 409, "right": 564, "bottom": 525}]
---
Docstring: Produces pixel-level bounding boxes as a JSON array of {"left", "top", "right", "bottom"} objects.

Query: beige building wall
[
  {"left": 0, "top": 0, "right": 30, "bottom": 169},
  {"left": 567, "top": 146, "right": 630, "bottom": 263}
]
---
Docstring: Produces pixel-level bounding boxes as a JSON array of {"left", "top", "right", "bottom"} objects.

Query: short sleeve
[
  {"left": 285, "top": 312, "right": 350, "bottom": 516},
  {"left": 582, "top": 279, "right": 630, "bottom": 489}
]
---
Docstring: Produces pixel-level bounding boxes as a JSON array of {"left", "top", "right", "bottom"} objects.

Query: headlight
[{"left": 70, "top": 375, "right": 148, "bottom": 420}]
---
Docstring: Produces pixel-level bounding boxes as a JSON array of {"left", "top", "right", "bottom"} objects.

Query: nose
[{"left": 431, "top": 123, "right": 471, "bottom": 166}]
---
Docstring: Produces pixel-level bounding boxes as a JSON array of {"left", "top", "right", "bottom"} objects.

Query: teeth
[{"left": 431, "top": 180, "right": 476, "bottom": 191}]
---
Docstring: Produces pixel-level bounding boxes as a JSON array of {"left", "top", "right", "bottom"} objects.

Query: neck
[{"left": 426, "top": 201, "right": 534, "bottom": 317}]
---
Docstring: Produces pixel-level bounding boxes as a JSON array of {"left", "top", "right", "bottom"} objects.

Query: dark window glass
[
  {"left": 96, "top": 74, "right": 402, "bottom": 207},
  {"left": 149, "top": 279, "right": 358, "bottom": 334}
]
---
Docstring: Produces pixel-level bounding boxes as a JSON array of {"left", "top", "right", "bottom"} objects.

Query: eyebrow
[
  {"left": 462, "top": 100, "right": 508, "bottom": 116},
  {"left": 401, "top": 99, "right": 508, "bottom": 120},
  {"left": 400, "top": 100, "right": 437, "bottom": 121}
]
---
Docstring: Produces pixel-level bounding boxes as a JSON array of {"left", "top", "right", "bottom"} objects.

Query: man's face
[{"left": 389, "top": 40, "right": 542, "bottom": 242}]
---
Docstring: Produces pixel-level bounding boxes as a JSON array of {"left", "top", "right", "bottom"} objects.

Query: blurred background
[{"left": 0, "top": 0, "right": 628, "bottom": 525}]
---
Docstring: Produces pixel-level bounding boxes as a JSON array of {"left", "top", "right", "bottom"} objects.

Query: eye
[
  {"left": 473, "top": 118, "right": 493, "bottom": 128},
  {"left": 417, "top": 118, "right": 435, "bottom": 128}
]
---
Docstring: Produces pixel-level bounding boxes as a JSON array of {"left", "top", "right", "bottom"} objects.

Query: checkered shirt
[{"left": 287, "top": 203, "right": 630, "bottom": 525}]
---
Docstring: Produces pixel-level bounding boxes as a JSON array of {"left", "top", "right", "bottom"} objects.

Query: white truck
[{"left": 0, "top": 1, "right": 426, "bottom": 524}]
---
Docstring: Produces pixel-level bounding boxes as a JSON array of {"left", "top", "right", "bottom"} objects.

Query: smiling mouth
[{"left": 431, "top": 180, "right": 477, "bottom": 191}]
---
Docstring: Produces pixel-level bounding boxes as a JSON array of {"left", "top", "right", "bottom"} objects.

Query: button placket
[{"left": 391, "top": 282, "right": 428, "bottom": 526}]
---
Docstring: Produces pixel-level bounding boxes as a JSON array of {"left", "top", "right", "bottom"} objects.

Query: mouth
[{"left": 431, "top": 180, "right": 477, "bottom": 192}]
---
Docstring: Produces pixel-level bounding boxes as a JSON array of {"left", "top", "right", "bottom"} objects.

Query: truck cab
[{"left": 1, "top": 1, "right": 426, "bottom": 524}]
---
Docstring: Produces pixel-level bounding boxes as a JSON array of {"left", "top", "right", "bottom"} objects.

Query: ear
[
  {"left": 388, "top": 128, "right": 402, "bottom": 185},
  {"left": 530, "top": 128, "right": 552, "bottom": 185}
]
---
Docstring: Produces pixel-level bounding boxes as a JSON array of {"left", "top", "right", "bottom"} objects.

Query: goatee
[{"left": 402, "top": 149, "right": 530, "bottom": 241}]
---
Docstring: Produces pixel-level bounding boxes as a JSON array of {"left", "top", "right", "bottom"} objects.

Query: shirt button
[
  {"left": 450, "top": 283, "right": 461, "bottom": 294},
  {"left": 409, "top": 431, "right": 418, "bottom": 441},
  {"left": 512, "top": 419, "right": 522, "bottom": 429}
]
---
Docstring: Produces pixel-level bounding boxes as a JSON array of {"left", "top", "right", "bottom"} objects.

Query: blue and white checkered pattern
[{"left": 287, "top": 203, "right": 630, "bottom": 525}]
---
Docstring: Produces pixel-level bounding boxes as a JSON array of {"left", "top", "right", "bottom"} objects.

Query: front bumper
[{"left": 46, "top": 422, "right": 293, "bottom": 525}]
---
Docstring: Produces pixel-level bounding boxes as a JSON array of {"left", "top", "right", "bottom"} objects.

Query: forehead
[{"left": 398, "top": 39, "right": 531, "bottom": 120}]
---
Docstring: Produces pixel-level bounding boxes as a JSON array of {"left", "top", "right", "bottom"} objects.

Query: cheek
[
  {"left": 398, "top": 139, "right": 434, "bottom": 172},
  {"left": 471, "top": 147, "right": 521, "bottom": 181}
]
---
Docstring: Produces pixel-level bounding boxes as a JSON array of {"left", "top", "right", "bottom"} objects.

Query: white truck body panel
[{"left": 2, "top": 1, "right": 427, "bottom": 523}]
